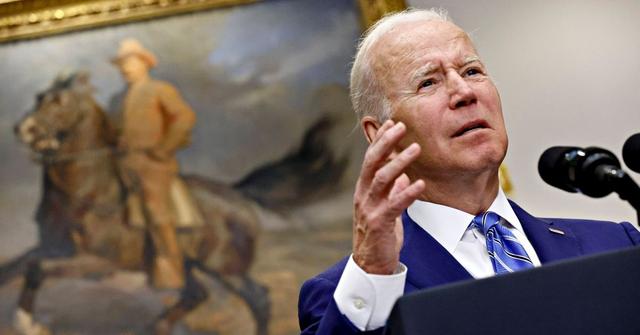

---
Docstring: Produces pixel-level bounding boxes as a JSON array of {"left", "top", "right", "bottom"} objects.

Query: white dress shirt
[{"left": 333, "top": 189, "right": 541, "bottom": 331}]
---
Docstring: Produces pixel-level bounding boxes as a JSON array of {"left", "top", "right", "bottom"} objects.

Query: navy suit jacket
[{"left": 298, "top": 201, "right": 640, "bottom": 335}]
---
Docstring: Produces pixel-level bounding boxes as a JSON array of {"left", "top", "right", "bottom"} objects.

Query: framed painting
[{"left": 0, "top": 0, "right": 407, "bottom": 334}]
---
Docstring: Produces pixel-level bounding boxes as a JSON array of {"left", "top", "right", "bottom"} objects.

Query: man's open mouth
[{"left": 453, "top": 120, "right": 490, "bottom": 137}]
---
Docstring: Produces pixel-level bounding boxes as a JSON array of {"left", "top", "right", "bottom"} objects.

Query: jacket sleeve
[{"left": 298, "top": 276, "right": 384, "bottom": 335}]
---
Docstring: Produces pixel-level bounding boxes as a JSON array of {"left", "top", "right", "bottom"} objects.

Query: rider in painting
[{"left": 111, "top": 38, "right": 196, "bottom": 289}]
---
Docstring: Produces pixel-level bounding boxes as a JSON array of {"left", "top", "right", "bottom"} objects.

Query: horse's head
[{"left": 14, "top": 71, "right": 96, "bottom": 156}]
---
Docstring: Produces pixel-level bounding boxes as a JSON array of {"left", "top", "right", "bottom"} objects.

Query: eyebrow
[
  {"left": 409, "top": 63, "right": 437, "bottom": 84},
  {"left": 409, "top": 55, "right": 482, "bottom": 83},
  {"left": 461, "top": 55, "right": 481, "bottom": 67}
]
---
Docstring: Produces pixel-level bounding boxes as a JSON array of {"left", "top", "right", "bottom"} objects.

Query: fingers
[
  {"left": 357, "top": 119, "right": 423, "bottom": 215},
  {"left": 360, "top": 121, "right": 407, "bottom": 183},
  {"left": 370, "top": 119, "right": 395, "bottom": 145},
  {"left": 369, "top": 143, "right": 420, "bottom": 200},
  {"left": 386, "top": 173, "right": 424, "bottom": 221},
  {"left": 352, "top": 119, "right": 426, "bottom": 274},
  {"left": 389, "top": 173, "right": 411, "bottom": 198},
  {"left": 386, "top": 179, "right": 425, "bottom": 219}
]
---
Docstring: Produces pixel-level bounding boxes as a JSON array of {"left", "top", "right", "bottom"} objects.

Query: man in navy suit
[{"left": 298, "top": 8, "right": 640, "bottom": 335}]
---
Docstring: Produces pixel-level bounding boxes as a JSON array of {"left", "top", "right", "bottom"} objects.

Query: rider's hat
[{"left": 111, "top": 38, "right": 157, "bottom": 68}]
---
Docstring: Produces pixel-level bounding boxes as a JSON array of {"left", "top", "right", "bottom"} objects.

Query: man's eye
[
  {"left": 464, "top": 68, "right": 482, "bottom": 76},
  {"left": 419, "top": 79, "right": 435, "bottom": 89}
]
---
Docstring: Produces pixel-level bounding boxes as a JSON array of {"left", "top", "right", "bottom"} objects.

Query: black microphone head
[
  {"left": 623, "top": 133, "right": 640, "bottom": 173},
  {"left": 538, "top": 146, "right": 580, "bottom": 194},
  {"left": 538, "top": 146, "right": 619, "bottom": 198}
]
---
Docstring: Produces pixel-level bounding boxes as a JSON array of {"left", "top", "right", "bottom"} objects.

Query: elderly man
[
  {"left": 112, "top": 38, "right": 196, "bottom": 289},
  {"left": 298, "top": 8, "right": 640, "bottom": 334}
]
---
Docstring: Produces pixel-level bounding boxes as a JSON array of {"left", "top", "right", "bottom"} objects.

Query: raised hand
[{"left": 352, "top": 120, "right": 426, "bottom": 275}]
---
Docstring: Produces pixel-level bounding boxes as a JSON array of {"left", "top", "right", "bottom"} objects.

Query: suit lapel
[
  {"left": 510, "top": 201, "right": 582, "bottom": 263},
  {"left": 400, "top": 211, "right": 472, "bottom": 292},
  {"left": 399, "top": 202, "right": 583, "bottom": 292}
]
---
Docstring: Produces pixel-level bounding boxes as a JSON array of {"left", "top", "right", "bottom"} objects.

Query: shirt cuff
[{"left": 333, "top": 254, "right": 407, "bottom": 331}]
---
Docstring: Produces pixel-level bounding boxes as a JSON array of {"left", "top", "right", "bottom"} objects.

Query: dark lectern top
[{"left": 386, "top": 246, "right": 640, "bottom": 335}]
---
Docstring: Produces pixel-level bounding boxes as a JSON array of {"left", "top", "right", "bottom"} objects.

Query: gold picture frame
[
  {"left": 0, "top": 0, "right": 406, "bottom": 43},
  {"left": 357, "top": 0, "right": 406, "bottom": 28}
]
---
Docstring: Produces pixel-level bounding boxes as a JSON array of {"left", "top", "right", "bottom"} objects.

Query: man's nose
[{"left": 447, "top": 72, "right": 477, "bottom": 109}]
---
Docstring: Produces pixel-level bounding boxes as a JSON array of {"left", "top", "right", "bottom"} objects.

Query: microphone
[
  {"left": 539, "top": 145, "right": 640, "bottom": 222},
  {"left": 623, "top": 133, "right": 640, "bottom": 173},
  {"left": 538, "top": 146, "right": 622, "bottom": 198}
]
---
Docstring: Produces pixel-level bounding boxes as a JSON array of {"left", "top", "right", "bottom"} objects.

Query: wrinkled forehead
[{"left": 371, "top": 20, "right": 477, "bottom": 75}]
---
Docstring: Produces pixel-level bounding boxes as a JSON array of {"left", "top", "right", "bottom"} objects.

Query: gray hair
[{"left": 349, "top": 8, "right": 451, "bottom": 122}]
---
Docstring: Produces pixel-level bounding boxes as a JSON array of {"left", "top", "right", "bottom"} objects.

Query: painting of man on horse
[
  {"left": 0, "top": 2, "right": 364, "bottom": 333},
  {"left": 10, "top": 69, "right": 270, "bottom": 334}
]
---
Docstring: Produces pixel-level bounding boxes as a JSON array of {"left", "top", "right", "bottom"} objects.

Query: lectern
[{"left": 386, "top": 246, "right": 640, "bottom": 335}]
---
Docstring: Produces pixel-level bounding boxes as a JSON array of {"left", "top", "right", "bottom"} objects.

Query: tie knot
[
  {"left": 471, "top": 211, "right": 534, "bottom": 274},
  {"left": 471, "top": 211, "right": 502, "bottom": 235}
]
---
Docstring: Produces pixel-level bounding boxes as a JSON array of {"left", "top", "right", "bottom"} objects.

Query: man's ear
[
  {"left": 361, "top": 115, "right": 401, "bottom": 160},
  {"left": 361, "top": 116, "right": 381, "bottom": 144}
]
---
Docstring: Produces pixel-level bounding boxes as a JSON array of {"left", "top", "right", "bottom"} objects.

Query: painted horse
[{"left": 8, "top": 72, "right": 270, "bottom": 335}]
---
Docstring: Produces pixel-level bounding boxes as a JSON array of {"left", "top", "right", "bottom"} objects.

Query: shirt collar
[{"left": 406, "top": 188, "right": 522, "bottom": 255}]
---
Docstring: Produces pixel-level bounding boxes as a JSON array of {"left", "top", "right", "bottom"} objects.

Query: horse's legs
[
  {"left": 197, "top": 267, "right": 271, "bottom": 335},
  {"left": 235, "top": 275, "right": 271, "bottom": 335},
  {"left": 14, "top": 260, "right": 50, "bottom": 335},
  {"left": 151, "top": 262, "right": 209, "bottom": 335},
  {"left": 13, "top": 255, "right": 120, "bottom": 335},
  {"left": 17, "top": 260, "right": 44, "bottom": 313},
  {"left": 0, "top": 247, "right": 42, "bottom": 286}
]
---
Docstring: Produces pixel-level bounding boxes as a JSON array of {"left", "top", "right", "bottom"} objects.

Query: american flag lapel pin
[{"left": 548, "top": 227, "right": 565, "bottom": 235}]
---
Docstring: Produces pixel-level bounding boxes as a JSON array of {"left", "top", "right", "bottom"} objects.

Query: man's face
[
  {"left": 117, "top": 55, "right": 149, "bottom": 84},
  {"left": 371, "top": 20, "right": 508, "bottom": 180}
]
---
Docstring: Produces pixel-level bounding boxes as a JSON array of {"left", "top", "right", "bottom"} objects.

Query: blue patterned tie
[{"left": 471, "top": 211, "right": 534, "bottom": 274}]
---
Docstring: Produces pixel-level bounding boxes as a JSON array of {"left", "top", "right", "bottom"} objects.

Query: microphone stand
[{"left": 599, "top": 166, "right": 640, "bottom": 225}]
